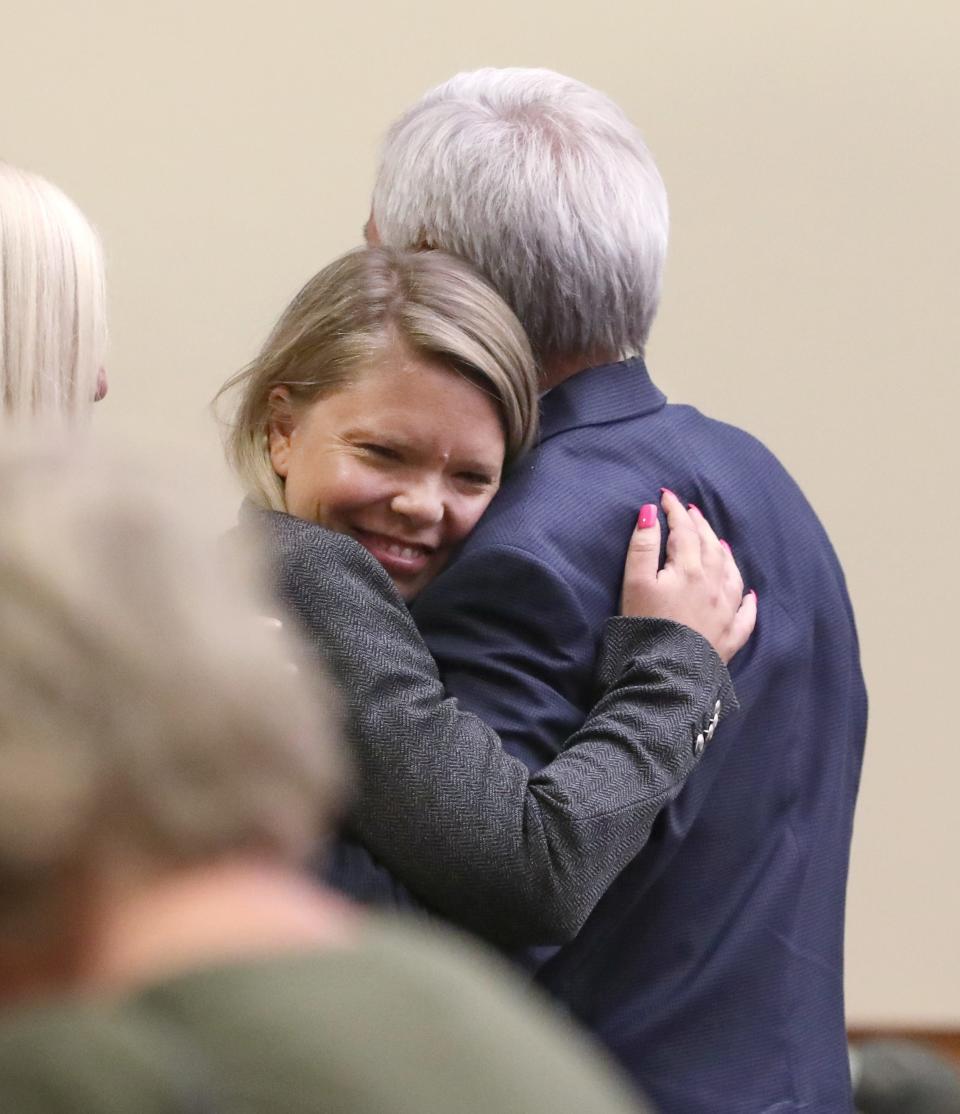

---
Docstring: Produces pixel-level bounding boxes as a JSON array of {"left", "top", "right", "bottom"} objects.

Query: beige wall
[{"left": 3, "top": 0, "right": 957, "bottom": 1024}]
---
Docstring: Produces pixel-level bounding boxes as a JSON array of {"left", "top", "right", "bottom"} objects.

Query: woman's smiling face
[{"left": 268, "top": 343, "right": 507, "bottom": 600}]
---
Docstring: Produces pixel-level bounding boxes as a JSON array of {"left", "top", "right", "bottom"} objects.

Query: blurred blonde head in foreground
[
  {"left": 0, "top": 163, "right": 107, "bottom": 420},
  {"left": 0, "top": 437, "right": 345, "bottom": 997}
]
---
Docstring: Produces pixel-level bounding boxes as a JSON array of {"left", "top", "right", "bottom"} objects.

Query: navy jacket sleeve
[{"left": 412, "top": 544, "right": 598, "bottom": 772}]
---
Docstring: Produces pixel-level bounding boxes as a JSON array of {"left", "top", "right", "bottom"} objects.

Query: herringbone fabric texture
[{"left": 254, "top": 508, "right": 735, "bottom": 948}]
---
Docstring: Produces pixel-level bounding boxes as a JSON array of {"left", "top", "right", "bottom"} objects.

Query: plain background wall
[{"left": 2, "top": 0, "right": 957, "bottom": 1025}]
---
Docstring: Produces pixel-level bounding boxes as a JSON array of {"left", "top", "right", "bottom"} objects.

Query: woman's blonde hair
[
  {"left": 217, "top": 246, "right": 539, "bottom": 511},
  {"left": 0, "top": 163, "right": 107, "bottom": 421},
  {"left": 0, "top": 438, "right": 345, "bottom": 933}
]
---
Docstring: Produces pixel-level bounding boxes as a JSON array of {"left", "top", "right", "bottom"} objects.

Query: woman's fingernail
[
  {"left": 688, "top": 503, "right": 701, "bottom": 514},
  {"left": 637, "top": 504, "right": 659, "bottom": 529},
  {"left": 749, "top": 588, "right": 758, "bottom": 601},
  {"left": 719, "top": 539, "right": 731, "bottom": 553},
  {"left": 660, "top": 486, "right": 676, "bottom": 498}
]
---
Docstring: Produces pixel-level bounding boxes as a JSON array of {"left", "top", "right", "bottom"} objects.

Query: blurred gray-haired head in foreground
[{"left": 0, "top": 436, "right": 345, "bottom": 998}]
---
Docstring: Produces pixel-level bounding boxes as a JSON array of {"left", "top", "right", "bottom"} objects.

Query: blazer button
[
  {"left": 694, "top": 732, "right": 706, "bottom": 757},
  {"left": 705, "top": 699, "right": 721, "bottom": 743}
]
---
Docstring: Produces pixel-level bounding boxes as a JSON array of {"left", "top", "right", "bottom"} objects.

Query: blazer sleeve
[
  {"left": 413, "top": 542, "right": 746, "bottom": 899},
  {"left": 265, "top": 512, "right": 736, "bottom": 949}
]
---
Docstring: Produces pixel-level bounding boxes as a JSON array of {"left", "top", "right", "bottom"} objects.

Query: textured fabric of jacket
[
  {"left": 253, "top": 508, "right": 735, "bottom": 950},
  {"left": 411, "top": 356, "right": 868, "bottom": 1113}
]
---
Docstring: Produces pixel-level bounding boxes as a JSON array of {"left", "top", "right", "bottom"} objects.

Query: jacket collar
[{"left": 539, "top": 355, "right": 667, "bottom": 441}]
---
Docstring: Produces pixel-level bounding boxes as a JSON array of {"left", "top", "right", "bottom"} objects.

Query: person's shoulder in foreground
[
  {"left": 0, "top": 916, "right": 651, "bottom": 1114},
  {"left": 0, "top": 1000, "right": 213, "bottom": 1114}
]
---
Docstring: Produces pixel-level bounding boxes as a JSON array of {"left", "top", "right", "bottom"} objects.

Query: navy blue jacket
[{"left": 412, "top": 357, "right": 867, "bottom": 1114}]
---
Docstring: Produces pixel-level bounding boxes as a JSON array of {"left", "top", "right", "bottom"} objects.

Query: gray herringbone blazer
[{"left": 254, "top": 508, "right": 735, "bottom": 948}]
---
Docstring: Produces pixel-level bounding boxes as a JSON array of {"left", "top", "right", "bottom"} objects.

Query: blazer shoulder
[
  {"left": 253, "top": 509, "right": 388, "bottom": 579},
  {"left": 240, "top": 508, "right": 407, "bottom": 626}
]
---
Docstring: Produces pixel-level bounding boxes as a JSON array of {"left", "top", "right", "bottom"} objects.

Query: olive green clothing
[{"left": 0, "top": 918, "right": 650, "bottom": 1113}]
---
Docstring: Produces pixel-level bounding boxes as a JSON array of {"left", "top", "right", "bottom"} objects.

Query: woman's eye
[
  {"left": 359, "top": 443, "right": 400, "bottom": 461},
  {"left": 457, "top": 472, "right": 495, "bottom": 488}
]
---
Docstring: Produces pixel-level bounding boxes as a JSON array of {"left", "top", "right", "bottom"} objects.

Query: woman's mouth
[{"left": 350, "top": 528, "right": 436, "bottom": 576}]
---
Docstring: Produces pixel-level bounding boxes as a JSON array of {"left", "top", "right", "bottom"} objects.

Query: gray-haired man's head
[{"left": 371, "top": 67, "right": 668, "bottom": 374}]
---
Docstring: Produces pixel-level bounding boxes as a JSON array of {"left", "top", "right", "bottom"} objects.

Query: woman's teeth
[{"left": 382, "top": 540, "right": 427, "bottom": 559}]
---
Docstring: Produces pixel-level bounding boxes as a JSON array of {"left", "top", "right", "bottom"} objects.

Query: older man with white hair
[{"left": 367, "top": 68, "right": 867, "bottom": 1114}]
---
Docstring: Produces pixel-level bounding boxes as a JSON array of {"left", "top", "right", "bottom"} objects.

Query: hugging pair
[
  {"left": 225, "top": 65, "right": 865, "bottom": 1114},
  {"left": 1, "top": 63, "right": 866, "bottom": 1114}
]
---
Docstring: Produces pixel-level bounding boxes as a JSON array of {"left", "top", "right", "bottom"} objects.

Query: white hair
[
  {"left": 372, "top": 67, "right": 669, "bottom": 366},
  {"left": 0, "top": 163, "right": 107, "bottom": 420},
  {"left": 0, "top": 437, "right": 345, "bottom": 931}
]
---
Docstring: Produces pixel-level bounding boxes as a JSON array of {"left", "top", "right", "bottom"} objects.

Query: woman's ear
[{"left": 267, "top": 387, "right": 295, "bottom": 478}]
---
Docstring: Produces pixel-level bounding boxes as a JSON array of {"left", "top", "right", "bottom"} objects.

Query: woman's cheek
[
  {"left": 450, "top": 495, "right": 494, "bottom": 544},
  {"left": 358, "top": 468, "right": 404, "bottom": 515},
  {"left": 329, "top": 458, "right": 381, "bottom": 506}
]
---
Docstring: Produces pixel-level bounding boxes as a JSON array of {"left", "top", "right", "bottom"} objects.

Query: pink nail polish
[
  {"left": 637, "top": 504, "right": 659, "bottom": 529},
  {"left": 660, "top": 486, "right": 676, "bottom": 498},
  {"left": 719, "top": 539, "right": 731, "bottom": 553},
  {"left": 749, "top": 588, "right": 758, "bottom": 601},
  {"left": 688, "top": 503, "right": 701, "bottom": 514}
]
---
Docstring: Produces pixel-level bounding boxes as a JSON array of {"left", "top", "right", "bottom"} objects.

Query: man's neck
[{"left": 539, "top": 350, "right": 634, "bottom": 392}]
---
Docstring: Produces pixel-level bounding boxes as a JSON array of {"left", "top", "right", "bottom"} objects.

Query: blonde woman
[
  {"left": 0, "top": 162, "right": 107, "bottom": 419},
  {"left": 221, "top": 246, "right": 756, "bottom": 945},
  {"left": 0, "top": 442, "right": 650, "bottom": 1114}
]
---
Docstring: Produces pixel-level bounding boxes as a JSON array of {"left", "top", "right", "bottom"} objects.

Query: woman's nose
[{"left": 390, "top": 484, "right": 445, "bottom": 526}]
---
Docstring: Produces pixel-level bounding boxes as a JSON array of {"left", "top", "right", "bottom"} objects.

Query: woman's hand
[{"left": 620, "top": 489, "right": 757, "bottom": 663}]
